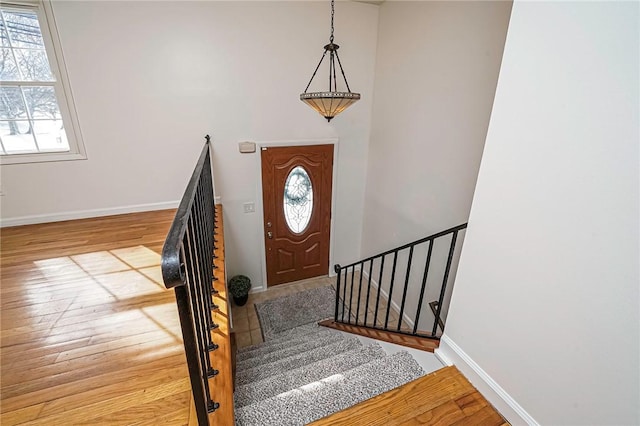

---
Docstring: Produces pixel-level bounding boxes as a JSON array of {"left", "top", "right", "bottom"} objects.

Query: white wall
[
  {"left": 443, "top": 1, "right": 639, "bottom": 424},
  {"left": 360, "top": 0, "right": 511, "bottom": 253},
  {"left": 356, "top": 1, "right": 511, "bottom": 325},
  {"left": 0, "top": 1, "right": 379, "bottom": 289}
]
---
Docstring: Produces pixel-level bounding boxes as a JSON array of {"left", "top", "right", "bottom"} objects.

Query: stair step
[
  {"left": 235, "top": 336, "right": 362, "bottom": 387},
  {"left": 237, "top": 330, "right": 346, "bottom": 370},
  {"left": 235, "top": 351, "right": 425, "bottom": 426},
  {"left": 237, "top": 327, "right": 339, "bottom": 363},
  {"left": 234, "top": 344, "right": 386, "bottom": 408},
  {"left": 319, "top": 319, "right": 440, "bottom": 352},
  {"left": 237, "top": 323, "right": 321, "bottom": 354}
]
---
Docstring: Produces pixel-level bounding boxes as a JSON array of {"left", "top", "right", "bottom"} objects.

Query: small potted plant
[{"left": 228, "top": 275, "right": 251, "bottom": 306}]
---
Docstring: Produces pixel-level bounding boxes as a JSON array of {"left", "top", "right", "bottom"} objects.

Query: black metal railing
[
  {"left": 161, "top": 136, "right": 220, "bottom": 425},
  {"left": 333, "top": 224, "right": 467, "bottom": 339}
]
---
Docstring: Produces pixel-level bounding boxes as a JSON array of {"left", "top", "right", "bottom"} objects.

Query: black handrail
[
  {"left": 333, "top": 223, "right": 467, "bottom": 339},
  {"left": 161, "top": 136, "right": 219, "bottom": 425}
]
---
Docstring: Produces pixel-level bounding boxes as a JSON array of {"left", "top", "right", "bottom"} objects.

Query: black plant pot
[{"left": 233, "top": 294, "right": 249, "bottom": 307}]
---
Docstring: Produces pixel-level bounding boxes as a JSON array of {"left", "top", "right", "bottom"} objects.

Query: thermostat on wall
[{"left": 239, "top": 141, "right": 256, "bottom": 153}]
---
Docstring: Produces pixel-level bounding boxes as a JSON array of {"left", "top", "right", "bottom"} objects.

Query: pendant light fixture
[{"left": 300, "top": 0, "right": 360, "bottom": 122}]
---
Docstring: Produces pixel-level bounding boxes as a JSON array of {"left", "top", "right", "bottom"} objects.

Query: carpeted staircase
[{"left": 234, "top": 323, "right": 426, "bottom": 425}]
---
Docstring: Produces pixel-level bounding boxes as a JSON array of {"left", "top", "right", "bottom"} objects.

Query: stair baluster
[{"left": 332, "top": 223, "right": 467, "bottom": 340}]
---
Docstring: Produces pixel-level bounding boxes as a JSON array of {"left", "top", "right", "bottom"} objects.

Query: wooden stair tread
[
  {"left": 318, "top": 320, "right": 439, "bottom": 352},
  {"left": 309, "top": 366, "right": 510, "bottom": 426}
]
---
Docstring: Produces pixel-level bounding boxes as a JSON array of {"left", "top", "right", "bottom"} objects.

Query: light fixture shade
[{"left": 300, "top": 92, "right": 361, "bottom": 122}]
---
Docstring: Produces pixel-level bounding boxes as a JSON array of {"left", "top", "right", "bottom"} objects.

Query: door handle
[{"left": 267, "top": 231, "right": 273, "bottom": 239}]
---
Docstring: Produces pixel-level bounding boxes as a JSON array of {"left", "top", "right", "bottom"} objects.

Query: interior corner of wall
[
  {"left": 434, "top": 343, "right": 454, "bottom": 367},
  {"left": 437, "top": 334, "right": 540, "bottom": 426}
]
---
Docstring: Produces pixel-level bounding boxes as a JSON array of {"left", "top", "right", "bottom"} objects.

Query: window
[
  {"left": 283, "top": 166, "right": 313, "bottom": 234},
  {"left": 0, "top": 0, "right": 85, "bottom": 164}
]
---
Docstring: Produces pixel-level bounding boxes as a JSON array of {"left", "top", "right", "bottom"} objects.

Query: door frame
[{"left": 255, "top": 138, "right": 339, "bottom": 289}]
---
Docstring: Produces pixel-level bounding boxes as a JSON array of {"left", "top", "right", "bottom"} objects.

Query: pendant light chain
[
  {"left": 330, "top": 0, "right": 335, "bottom": 43},
  {"left": 329, "top": 0, "right": 336, "bottom": 91}
]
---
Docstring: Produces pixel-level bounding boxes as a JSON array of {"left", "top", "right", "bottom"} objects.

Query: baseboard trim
[
  {"left": 1, "top": 201, "right": 180, "bottom": 228},
  {"left": 436, "top": 334, "right": 539, "bottom": 426},
  {"left": 249, "top": 285, "right": 265, "bottom": 294}
]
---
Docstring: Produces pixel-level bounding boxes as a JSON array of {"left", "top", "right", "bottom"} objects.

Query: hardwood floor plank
[
  {"left": 1, "top": 306, "right": 179, "bottom": 351},
  {"left": 0, "top": 403, "right": 44, "bottom": 426},
  {"left": 23, "top": 378, "right": 191, "bottom": 425},
  {"left": 40, "top": 365, "right": 188, "bottom": 418},
  {"left": 1, "top": 209, "right": 232, "bottom": 425},
  {"left": 309, "top": 366, "right": 509, "bottom": 426},
  {"left": 454, "top": 392, "right": 489, "bottom": 417},
  {"left": 397, "top": 400, "right": 466, "bottom": 426},
  {"left": 133, "top": 404, "right": 191, "bottom": 426},
  {"left": 451, "top": 405, "right": 506, "bottom": 426},
  {"left": 2, "top": 351, "right": 186, "bottom": 411},
  {"left": 72, "top": 390, "right": 192, "bottom": 426},
  {"left": 1, "top": 292, "right": 173, "bottom": 333},
  {"left": 1, "top": 342, "right": 185, "bottom": 398},
  {"left": 96, "top": 391, "right": 191, "bottom": 426}
]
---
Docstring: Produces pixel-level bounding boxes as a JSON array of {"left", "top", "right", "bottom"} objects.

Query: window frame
[{"left": 0, "top": 0, "right": 86, "bottom": 165}]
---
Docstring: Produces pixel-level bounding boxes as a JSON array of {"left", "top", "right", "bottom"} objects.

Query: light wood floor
[
  {"left": 0, "top": 210, "right": 198, "bottom": 425},
  {"left": 2, "top": 210, "right": 505, "bottom": 426},
  {"left": 310, "top": 366, "right": 509, "bottom": 426}
]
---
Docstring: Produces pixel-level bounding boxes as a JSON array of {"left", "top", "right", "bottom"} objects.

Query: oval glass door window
[{"left": 283, "top": 166, "right": 313, "bottom": 233}]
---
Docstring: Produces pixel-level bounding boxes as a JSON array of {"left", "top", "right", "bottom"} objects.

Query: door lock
[{"left": 267, "top": 231, "right": 273, "bottom": 239}]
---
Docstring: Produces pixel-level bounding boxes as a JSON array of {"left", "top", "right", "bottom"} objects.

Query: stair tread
[
  {"left": 319, "top": 319, "right": 440, "bottom": 353},
  {"left": 237, "top": 328, "right": 339, "bottom": 363},
  {"left": 237, "top": 330, "right": 346, "bottom": 370},
  {"left": 235, "top": 336, "right": 362, "bottom": 386},
  {"left": 235, "top": 351, "right": 425, "bottom": 426},
  {"left": 234, "top": 343, "right": 386, "bottom": 408},
  {"left": 236, "top": 323, "right": 322, "bottom": 354}
]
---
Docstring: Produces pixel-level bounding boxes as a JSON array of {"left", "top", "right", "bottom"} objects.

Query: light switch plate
[{"left": 243, "top": 202, "right": 255, "bottom": 213}]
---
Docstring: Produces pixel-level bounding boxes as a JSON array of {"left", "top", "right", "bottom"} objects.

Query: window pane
[
  {"left": 283, "top": 166, "right": 314, "bottom": 234},
  {"left": 2, "top": 11, "right": 45, "bottom": 48},
  {"left": 0, "top": 86, "right": 28, "bottom": 119},
  {"left": 32, "top": 119, "right": 68, "bottom": 152},
  {"left": 0, "top": 20, "right": 10, "bottom": 47},
  {"left": 1, "top": 48, "right": 20, "bottom": 80},
  {"left": 0, "top": 6, "right": 83, "bottom": 163},
  {"left": 14, "top": 48, "right": 53, "bottom": 81},
  {"left": 23, "top": 86, "right": 61, "bottom": 119},
  {"left": 0, "top": 120, "right": 37, "bottom": 153}
]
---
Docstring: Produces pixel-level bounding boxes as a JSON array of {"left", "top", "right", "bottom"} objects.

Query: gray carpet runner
[
  {"left": 235, "top": 335, "right": 362, "bottom": 386},
  {"left": 236, "top": 328, "right": 339, "bottom": 363},
  {"left": 234, "top": 324, "right": 425, "bottom": 425},
  {"left": 236, "top": 324, "right": 325, "bottom": 355},
  {"left": 255, "top": 286, "right": 335, "bottom": 339}
]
